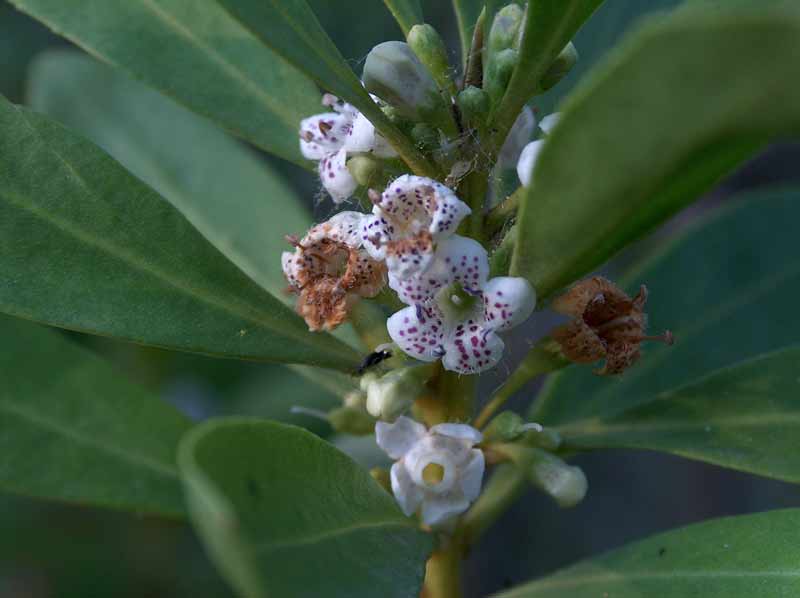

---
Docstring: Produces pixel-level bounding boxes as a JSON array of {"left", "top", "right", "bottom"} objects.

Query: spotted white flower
[
  {"left": 386, "top": 236, "right": 535, "bottom": 374},
  {"left": 361, "top": 175, "right": 471, "bottom": 280},
  {"left": 516, "top": 112, "right": 561, "bottom": 188},
  {"left": 300, "top": 94, "right": 396, "bottom": 203},
  {"left": 376, "top": 416, "right": 485, "bottom": 526},
  {"left": 282, "top": 211, "right": 386, "bottom": 331}
]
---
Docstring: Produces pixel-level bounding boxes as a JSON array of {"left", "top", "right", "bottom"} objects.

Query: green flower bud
[
  {"left": 484, "top": 48, "right": 518, "bottom": 107},
  {"left": 407, "top": 24, "right": 457, "bottom": 97},
  {"left": 521, "top": 426, "right": 562, "bottom": 452},
  {"left": 363, "top": 41, "right": 456, "bottom": 134},
  {"left": 363, "top": 365, "right": 432, "bottom": 421},
  {"left": 528, "top": 449, "right": 587, "bottom": 508},
  {"left": 482, "top": 411, "right": 525, "bottom": 443},
  {"left": 328, "top": 406, "right": 376, "bottom": 436},
  {"left": 539, "top": 42, "right": 579, "bottom": 92},
  {"left": 410, "top": 122, "right": 440, "bottom": 152},
  {"left": 486, "top": 3, "right": 524, "bottom": 56},
  {"left": 456, "top": 86, "right": 490, "bottom": 130},
  {"left": 347, "top": 155, "right": 383, "bottom": 187}
]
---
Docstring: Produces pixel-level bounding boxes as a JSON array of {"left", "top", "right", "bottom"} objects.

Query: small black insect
[
  {"left": 658, "top": 547, "right": 667, "bottom": 557},
  {"left": 356, "top": 349, "right": 393, "bottom": 375}
]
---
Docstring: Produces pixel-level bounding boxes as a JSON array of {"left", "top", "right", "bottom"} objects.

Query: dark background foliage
[{"left": 1, "top": 1, "right": 799, "bottom": 596}]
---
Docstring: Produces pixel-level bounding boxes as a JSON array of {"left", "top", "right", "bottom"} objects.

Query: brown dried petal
[
  {"left": 552, "top": 320, "right": 607, "bottom": 364},
  {"left": 596, "top": 341, "right": 641, "bottom": 376}
]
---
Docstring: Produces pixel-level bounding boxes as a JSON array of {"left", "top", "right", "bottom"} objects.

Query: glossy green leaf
[
  {"left": 534, "top": 189, "right": 800, "bottom": 426},
  {"left": 557, "top": 348, "right": 800, "bottom": 483},
  {"left": 179, "top": 418, "right": 432, "bottom": 598},
  {"left": 216, "top": 0, "right": 438, "bottom": 178},
  {"left": 494, "top": 509, "right": 800, "bottom": 597},
  {"left": 0, "top": 314, "right": 189, "bottom": 517},
  {"left": 511, "top": 7, "right": 800, "bottom": 299},
  {"left": 382, "top": 0, "right": 423, "bottom": 35},
  {"left": 10, "top": 0, "right": 322, "bottom": 167},
  {"left": 28, "top": 50, "right": 312, "bottom": 304},
  {"left": 0, "top": 96, "right": 360, "bottom": 370},
  {"left": 490, "top": 0, "right": 603, "bottom": 147}
]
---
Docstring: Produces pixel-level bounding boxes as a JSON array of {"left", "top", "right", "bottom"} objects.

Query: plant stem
[
  {"left": 485, "top": 186, "right": 524, "bottom": 235},
  {"left": 421, "top": 541, "right": 463, "bottom": 598},
  {"left": 474, "top": 338, "right": 569, "bottom": 429}
]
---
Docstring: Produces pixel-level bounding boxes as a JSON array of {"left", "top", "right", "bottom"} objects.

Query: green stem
[
  {"left": 485, "top": 186, "right": 524, "bottom": 236},
  {"left": 422, "top": 541, "right": 463, "bottom": 598},
  {"left": 474, "top": 338, "right": 569, "bottom": 429}
]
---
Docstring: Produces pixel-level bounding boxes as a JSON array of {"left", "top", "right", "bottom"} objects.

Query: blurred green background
[{"left": 2, "top": 1, "right": 800, "bottom": 597}]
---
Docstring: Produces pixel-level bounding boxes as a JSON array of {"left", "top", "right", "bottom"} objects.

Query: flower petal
[
  {"left": 458, "top": 449, "right": 485, "bottom": 502},
  {"left": 305, "top": 211, "right": 365, "bottom": 247},
  {"left": 539, "top": 112, "right": 561, "bottom": 135},
  {"left": 385, "top": 232, "right": 435, "bottom": 280},
  {"left": 387, "top": 305, "right": 446, "bottom": 362},
  {"left": 319, "top": 148, "right": 358, "bottom": 203},
  {"left": 344, "top": 112, "right": 398, "bottom": 159},
  {"left": 516, "top": 139, "right": 544, "bottom": 188},
  {"left": 430, "top": 423, "right": 482, "bottom": 446},
  {"left": 390, "top": 461, "right": 424, "bottom": 517},
  {"left": 420, "top": 491, "right": 470, "bottom": 526},
  {"left": 281, "top": 250, "right": 300, "bottom": 287},
  {"left": 375, "top": 416, "right": 426, "bottom": 460},
  {"left": 442, "top": 322, "right": 505, "bottom": 374},
  {"left": 482, "top": 276, "right": 536, "bottom": 332},
  {"left": 361, "top": 210, "right": 392, "bottom": 261},
  {"left": 299, "top": 112, "right": 351, "bottom": 159}
]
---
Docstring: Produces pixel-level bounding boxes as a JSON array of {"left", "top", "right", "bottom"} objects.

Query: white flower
[
  {"left": 498, "top": 106, "right": 536, "bottom": 167},
  {"left": 516, "top": 112, "right": 561, "bottom": 188},
  {"left": 299, "top": 94, "right": 396, "bottom": 203},
  {"left": 386, "top": 236, "right": 536, "bottom": 374},
  {"left": 375, "top": 416, "right": 485, "bottom": 526},
  {"left": 361, "top": 175, "right": 472, "bottom": 280}
]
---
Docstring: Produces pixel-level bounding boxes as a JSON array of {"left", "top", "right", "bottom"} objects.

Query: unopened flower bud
[
  {"left": 347, "top": 154, "right": 383, "bottom": 187},
  {"left": 482, "top": 411, "right": 525, "bottom": 443},
  {"left": 456, "top": 86, "right": 490, "bottom": 130},
  {"left": 328, "top": 406, "right": 376, "bottom": 436},
  {"left": 343, "top": 390, "right": 367, "bottom": 409},
  {"left": 407, "top": 24, "right": 456, "bottom": 97},
  {"left": 364, "top": 366, "right": 430, "bottom": 421},
  {"left": 484, "top": 48, "right": 518, "bottom": 107},
  {"left": 363, "top": 41, "right": 455, "bottom": 134},
  {"left": 539, "top": 42, "right": 578, "bottom": 92},
  {"left": 486, "top": 3, "right": 524, "bottom": 56},
  {"left": 528, "top": 449, "right": 587, "bottom": 508}
]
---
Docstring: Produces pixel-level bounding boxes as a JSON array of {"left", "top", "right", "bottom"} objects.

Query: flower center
[
  {"left": 435, "top": 282, "right": 481, "bottom": 324},
  {"left": 422, "top": 462, "right": 446, "bottom": 486}
]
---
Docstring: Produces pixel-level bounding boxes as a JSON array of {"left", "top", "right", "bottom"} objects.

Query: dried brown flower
[
  {"left": 551, "top": 276, "right": 673, "bottom": 375},
  {"left": 282, "top": 212, "right": 386, "bottom": 331}
]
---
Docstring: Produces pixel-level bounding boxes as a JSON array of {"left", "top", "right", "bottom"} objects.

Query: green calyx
[{"left": 434, "top": 281, "right": 482, "bottom": 325}]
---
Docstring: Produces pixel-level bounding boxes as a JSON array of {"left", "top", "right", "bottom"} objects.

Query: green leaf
[
  {"left": 28, "top": 50, "right": 312, "bottom": 304},
  {"left": 557, "top": 347, "right": 800, "bottom": 483},
  {"left": 0, "top": 95, "right": 360, "bottom": 371},
  {"left": 179, "top": 418, "right": 432, "bottom": 598},
  {"left": 0, "top": 314, "right": 189, "bottom": 517},
  {"left": 511, "top": 7, "right": 800, "bottom": 299},
  {"left": 494, "top": 508, "right": 800, "bottom": 597},
  {"left": 534, "top": 189, "right": 800, "bottom": 426},
  {"left": 9, "top": 0, "right": 321, "bottom": 167},
  {"left": 216, "top": 0, "right": 438, "bottom": 178},
  {"left": 382, "top": 0, "right": 423, "bottom": 36},
  {"left": 489, "top": 0, "right": 604, "bottom": 149}
]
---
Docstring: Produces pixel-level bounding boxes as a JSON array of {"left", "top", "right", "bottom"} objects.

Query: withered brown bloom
[
  {"left": 282, "top": 212, "right": 386, "bottom": 331},
  {"left": 551, "top": 277, "right": 673, "bottom": 375}
]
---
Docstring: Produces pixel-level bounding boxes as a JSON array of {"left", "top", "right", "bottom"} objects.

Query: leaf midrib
[
  {"left": 252, "top": 519, "right": 415, "bottom": 553},
  {"left": 0, "top": 397, "right": 178, "bottom": 479}
]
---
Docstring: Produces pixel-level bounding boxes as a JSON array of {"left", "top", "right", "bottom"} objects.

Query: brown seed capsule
[{"left": 551, "top": 277, "right": 673, "bottom": 375}]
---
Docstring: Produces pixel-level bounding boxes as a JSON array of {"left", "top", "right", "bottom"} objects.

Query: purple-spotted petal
[
  {"left": 482, "top": 276, "right": 536, "bottom": 332},
  {"left": 428, "top": 186, "right": 471, "bottom": 238},
  {"left": 299, "top": 112, "right": 352, "bottom": 160},
  {"left": 387, "top": 305, "right": 446, "bottom": 362},
  {"left": 361, "top": 211, "right": 393, "bottom": 261},
  {"left": 442, "top": 321, "right": 505, "bottom": 374},
  {"left": 319, "top": 148, "right": 357, "bottom": 203},
  {"left": 344, "top": 112, "right": 398, "bottom": 158}
]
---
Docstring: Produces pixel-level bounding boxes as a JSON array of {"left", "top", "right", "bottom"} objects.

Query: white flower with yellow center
[{"left": 376, "top": 416, "right": 485, "bottom": 526}]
